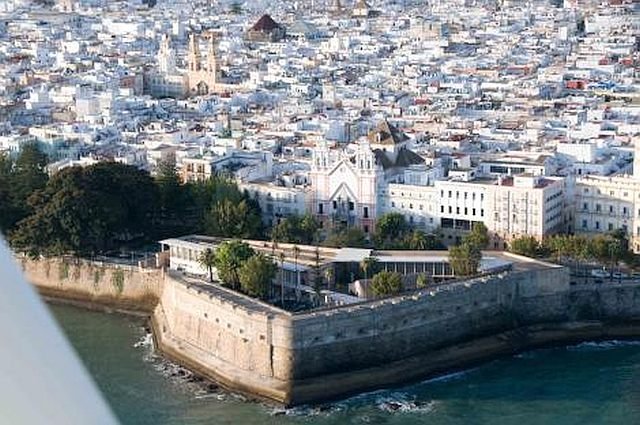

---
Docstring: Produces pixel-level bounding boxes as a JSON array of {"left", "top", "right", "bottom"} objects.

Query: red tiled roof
[{"left": 251, "top": 14, "right": 281, "bottom": 32}]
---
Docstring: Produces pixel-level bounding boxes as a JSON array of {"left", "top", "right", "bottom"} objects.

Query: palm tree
[
  {"left": 360, "top": 256, "right": 378, "bottom": 283},
  {"left": 198, "top": 248, "right": 216, "bottom": 282},
  {"left": 324, "top": 267, "right": 334, "bottom": 291},
  {"left": 409, "top": 230, "right": 428, "bottom": 250},
  {"left": 293, "top": 245, "right": 301, "bottom": 301},
  {"left": 279, "top": 251, "right": 285, "bottom": 307}
]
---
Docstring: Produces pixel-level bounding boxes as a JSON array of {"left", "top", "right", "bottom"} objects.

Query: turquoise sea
[{"left": 51, "top": 303, "right": 640, "bottom": 425}]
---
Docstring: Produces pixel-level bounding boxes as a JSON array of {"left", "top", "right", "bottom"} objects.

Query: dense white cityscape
[{"left": 1, "top": 0, "right": 639, "bottom": 252}]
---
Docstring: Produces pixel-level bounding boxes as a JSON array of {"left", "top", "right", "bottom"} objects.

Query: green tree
[
  {"left": 205, "top": 198, "right": 262, "bottom": 239},
  {"left": 198, "top": 248, "right": 216, "bottom": 282},
  {"left": 10, "top": 162, "right": 157, "bottom": 256},
  {"left": 292, "top": 245, "right": 300, "bottom": 297},
  {"left": 509, "top": 236, "right": 541, "bottom": 257},
  {"left": 324, "top": 266, "right": 334, "bottom": 290},
  {"left": 449, "top": 242, "right": 482, "bottom": 277},
  {"left": 370, "top": 270, "right": 403, "bottom": 297},
  {"left": 0, "top": 153, "right": 16, "bottom": 234},
  {"left": 323, "top": 226, "right": 368, "bottom": 248},
  {"left": 360, "top": 256, "right": 378, "bottom": 282},
  {"left": 272, "top": 213, "right": 320, "bottom": 245},
  {"left": 156, "top": 156, "right": 182, "bottom": 210},
  {"left": 416, "top": 273, "right": 429, "bottom": 289},
  {"left": 373, "top": 213, "right": 408, "bottom": 248},
  {"left": 10, "top": 143, "right": 48, "bottom": 223},
  {"left": 312, "top": 247, "right": 323, "bottom": 301},
  {"left": 238, "top": 253, "right": 277, "bottom": 299},
  {"left": 466, "top": 222, "right": 489, "bottom": 249},
  {"left": 213, "top": 240, "right": 255, "bottom": 289}
]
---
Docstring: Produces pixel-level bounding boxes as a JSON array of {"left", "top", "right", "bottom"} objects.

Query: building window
[
  {"left": 364, "top": 207, "right": 369, "bottom": 218},
  {"left": 582, "top": 220, "right": 587, "bottom": 229},
  {"left": 472, "top": 208, "right": 476, "bottom": 216},
  {"left": 609, "top": 205, "right": 614, "bottom": 213},
  {"left": 318, "top": 203, "right": 323, "bottom": 214},
  {"left": 608, "top": 223, "right": 614, "bottom": 231},
  {"left": 456, "top": 207, "right": 460, "bottom": 214},
  {"left": 596, "top": 221, "right": 600, "bottom": 230},
  {"left": 480, "top": 193, "right": 484, "bottom": 201},
  {"left": 409, "top": 204, "right": 413, "bottom": 209},
  {"left": 481, "top": 209, "right": 484, "bottom": 217},
  {"left": 448, "top": 206, "right": 452, "bottom": 214},
  {"left": 464, "top": 207, "right": 468, "bottom": 215},
  {"left": 440, "top": 205, "right": 444, "bottom": 213},
  {"left": 333, "top": 200, "right": 337, "bottom": 210},
  {"left": 596, "top": 204, "right": 601, "bottom": 212},
  {"left": 583, "top": 202, "right": 588, "bottom": 211},
  {"left": 448, "top": 191, "right": 452, "bottom": 198},
  {"left": 364, "top": 225, "right": 369, "bottom": 233},
  {"left": 464, "top": 192, "right": 468, "bottom": 199},
  {"left": 349, "top": 201, "right": 354, "bottom": 211},
  {"left": 392, "top": 202, "right": 396, "bottom": 208},
  {"left": 624, "top": 207, "right": 628, "bottom": 216}
]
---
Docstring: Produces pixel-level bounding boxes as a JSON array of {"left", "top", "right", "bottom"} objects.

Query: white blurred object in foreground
[{"left": 0, "top": 241, "right": 118, "bottom": 425}]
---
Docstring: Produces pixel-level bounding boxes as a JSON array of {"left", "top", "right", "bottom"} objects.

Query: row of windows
[
  {"left": 581, "top": 220, "right": 628, "bottom": 233},
  {"left": 582, "top": 187, "right": 634, "bottom": 198},
  {"left": 390, "top": 201, "right": 433, "bottom": 212},
  {"left": 440, "top": 190, "right": 484, "bottom": 201},
  {"left": 440, "top": 205, "right": 484, "bottom": 217},
  {"left": 545, "top": 191, "right": 563, "bottom": 203},
  {"left": 581, "top": 203, "right": 633, "bottom": 216}
]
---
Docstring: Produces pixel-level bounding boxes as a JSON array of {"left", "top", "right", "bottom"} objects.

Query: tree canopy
[
  {"left": 238, "top": 253, "right": 277, "bottom": 299},
  {"left": 323, "top": 226, "right": 368, "bottom": 248},
  {"left": 370, "top": 270, "right": 403, "bottom": 297},
  {"left": 0, "top": 144, "right": 49, "bottom": 234},
  {"left": 271, "top": 213, "right": 320, "bottom": 245},
  {"left": 448, "top": 222, "right": 488, "bottom": 277},
  {"left": 213, "top": 240, "right": 255, "bottom": 289},
  {"left": 509, "top": 235, "right": 541, "bottom": 258},
  {"left": 10, "top": 162, "right": 157, "bottom": 256}
]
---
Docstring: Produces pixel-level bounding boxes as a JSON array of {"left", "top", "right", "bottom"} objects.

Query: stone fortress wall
[
  {"left": 20, "top": 255, "right": 640, "bottom": 406},
  {"left": 21, "top": 256, "right": 164, "bottom": 313}
]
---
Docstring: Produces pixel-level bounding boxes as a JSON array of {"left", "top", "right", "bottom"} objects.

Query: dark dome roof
[{"left": 250, "top": 14, "right": 281, "bottom": 32}]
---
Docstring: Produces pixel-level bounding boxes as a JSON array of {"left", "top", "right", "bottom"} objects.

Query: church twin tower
[
  {"left": 157, "top": 33, "right": 220, "bottom": 96},
  {"left": 186, "top": 33, "right": 219, "bottom": 95}
]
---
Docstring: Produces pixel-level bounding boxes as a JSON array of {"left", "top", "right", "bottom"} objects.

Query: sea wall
[
  {"left": 21, "top": 256, "right": 164, "bottom": 313},
  {"left": 23, "top": 255, "right": 640, "bottom": 406},
  {"left": 152, "top": 265, "right": 640, "bottom": 406}
]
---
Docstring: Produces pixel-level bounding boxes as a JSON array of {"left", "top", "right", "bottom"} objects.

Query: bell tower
[
  {"left": 206, "top": 35, "right": 218, "bottom": 83},
  {"left": 187, "top": 33, "right": 201, "bottom": 73},
  {"left": 157, "top": 34, "right": 176, "bottom": 75}
]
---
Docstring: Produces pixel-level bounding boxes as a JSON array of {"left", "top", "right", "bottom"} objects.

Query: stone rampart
[
  {"left": 21, "top": 256, "right": 164, "bottom": 313},
  {"left": 22, "top": 255, "right": 640, "bottom": 406},
  {"left": 151, "top": 263, "right": 640, "bottom": 406}
]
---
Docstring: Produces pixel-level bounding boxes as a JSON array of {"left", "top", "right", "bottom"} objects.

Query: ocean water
[{"left": 50, "top": 303, "right": 640, "bottom": 425}]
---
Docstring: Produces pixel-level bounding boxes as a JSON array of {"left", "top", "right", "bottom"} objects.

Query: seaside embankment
[{"left": 20, "top": 255, "right": 640, "bottom": 406}]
